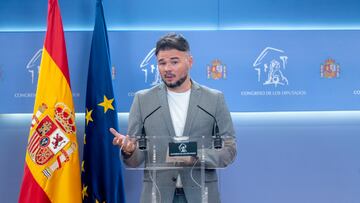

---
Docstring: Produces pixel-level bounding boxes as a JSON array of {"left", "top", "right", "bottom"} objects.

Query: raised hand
[{"left": 109, "top": 128, "right": 136, "bottom": 155}]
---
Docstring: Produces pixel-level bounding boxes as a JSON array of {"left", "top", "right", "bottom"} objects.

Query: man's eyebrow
[{"left": 158, "top": 57, "right": 180, "bottom": 62}]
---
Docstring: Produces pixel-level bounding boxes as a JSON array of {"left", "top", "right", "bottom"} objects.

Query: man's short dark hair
[{"left": 155, "top": 33, "right": 190, "bottom": 56}]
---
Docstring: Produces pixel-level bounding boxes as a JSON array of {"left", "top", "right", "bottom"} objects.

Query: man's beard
[{"left": 162, "top": 74, "right": 188, "bottom": 89}]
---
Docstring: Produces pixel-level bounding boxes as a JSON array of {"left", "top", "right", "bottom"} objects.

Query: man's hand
[{"left": 109, "top": 128, "right": 136, "bottom": 156}]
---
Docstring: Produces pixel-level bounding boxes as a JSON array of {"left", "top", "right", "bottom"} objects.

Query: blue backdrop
[
  {"left": 1, "top": 0, "right": 360, "bottom": 203},
  {"left": 1, "top": 30, "right": 360, "bottom": 113}
]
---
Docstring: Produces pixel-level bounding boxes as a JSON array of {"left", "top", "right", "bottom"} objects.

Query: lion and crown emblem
[{"left": 27, "top": 103, "right": 77, "bottom": 178}]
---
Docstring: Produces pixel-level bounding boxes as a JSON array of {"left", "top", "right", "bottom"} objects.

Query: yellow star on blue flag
[
  {"left": 98, "top": 95, "right": 114, "bottom": 113},
  {"left": 85, "top": 109, "right": 93, "bottom": 126},
  {"left": 82, "top": 184, "right": 88, "bottom": 200}
]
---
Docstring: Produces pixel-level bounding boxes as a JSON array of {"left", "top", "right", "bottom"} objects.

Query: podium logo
[
  {"left": 140, "top": 48, "right": 161, "bottom": 86},
  {"left": 320, "top": 58, "right": 340, "bottom": 78},
  {"left": 178, "top": 143, "right": 187, "bottom": 153},
  {"left": 253, "top": 47, "right": 289, "bottom": 87},
  {"left": 207, "top": 59, "right": 227, "bottom": 80},
  {"left": 26, "top": 49, "right": 43, "bottom": 84}
]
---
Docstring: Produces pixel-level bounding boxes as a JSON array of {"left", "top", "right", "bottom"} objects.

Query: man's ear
[{"left": 188, "top": 55, "right": 193, "bottom": 69}]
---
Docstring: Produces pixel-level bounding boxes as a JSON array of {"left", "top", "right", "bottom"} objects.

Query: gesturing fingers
[
  {"left": 109, "top": 128, "right": 122, "bottom": 137},
  {"left": 110, "top": 128, "right": 125, "bottom": 146},
  {"left": 112, "top": 135, "right": 122, "bottom": 146},
  {"left": 121, "top": 135, "right": 137, "bottom": 154},
  {"left": 109, "top": 128, "right": 136, "bottom": 155}
]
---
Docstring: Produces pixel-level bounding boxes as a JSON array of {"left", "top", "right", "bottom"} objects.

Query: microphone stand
[
  {"left": 138, "top": 106, "right": 161, "bottom": 150},
  {"left": 197, "top": 105, "right": 222, "bottom": 149}
]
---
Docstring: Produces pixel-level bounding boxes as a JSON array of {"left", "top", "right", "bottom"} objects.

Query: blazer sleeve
[
  {"left": 122, "top": 93, "right": 146, "bottom": 167},
  {"left": 199, "top": 92, "right": 237, "bottom": 168}
]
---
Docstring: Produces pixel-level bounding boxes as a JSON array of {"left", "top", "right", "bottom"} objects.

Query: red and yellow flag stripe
[{"left": 19, "top": 0, "right": 81, "bottom": 202}]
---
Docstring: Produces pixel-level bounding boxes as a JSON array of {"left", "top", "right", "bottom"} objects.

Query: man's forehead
[{"left": 157, "top": 49, "right": 189, "bottom": 60}]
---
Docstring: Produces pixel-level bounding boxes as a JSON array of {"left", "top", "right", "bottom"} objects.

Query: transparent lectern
[{"left": 123, "top": 134, "right": 235, "bottom": 203}]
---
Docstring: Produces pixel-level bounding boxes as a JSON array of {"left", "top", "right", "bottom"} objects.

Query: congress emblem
[
  {"left": 207, "top": 59, "right": 227, "bottom": 80},
  {"left": 321, "top": 58, "right": 340, "bottom": 78}
]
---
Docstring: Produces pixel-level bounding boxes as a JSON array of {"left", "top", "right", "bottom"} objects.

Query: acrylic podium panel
[{"left": 123, "top": 135, "right": 234, "bottom": 203}]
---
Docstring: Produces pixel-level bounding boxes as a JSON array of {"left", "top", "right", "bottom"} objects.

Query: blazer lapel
[
  {"left": 157, "top": 84, "right": 176, "bottom": 137},
  {"left": 182, "top": 81, "right": 201, "bottom": 137}
]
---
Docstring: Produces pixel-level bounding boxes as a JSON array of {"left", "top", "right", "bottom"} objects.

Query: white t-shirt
[
  {"left": 167, "top": 89, "right": 191, "bottom": 137},
  {"left": 167, "top": 89, "right": 191, "bottom": 187}
]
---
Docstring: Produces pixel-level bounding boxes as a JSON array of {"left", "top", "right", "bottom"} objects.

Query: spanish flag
[{"left": 18, "top": 0, "right": 82, "bottom": 202}]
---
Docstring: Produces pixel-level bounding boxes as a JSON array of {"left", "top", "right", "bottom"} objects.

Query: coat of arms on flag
[{"left": 28, "top": 103, "right": 77, "bottom": 179}]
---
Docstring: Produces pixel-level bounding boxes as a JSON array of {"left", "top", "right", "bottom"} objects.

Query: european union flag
[{"left": 81, "top": 0, "right": 125, "bottom": 202}]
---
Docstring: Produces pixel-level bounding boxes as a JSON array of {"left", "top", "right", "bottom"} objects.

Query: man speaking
[{"left": 110, "top": 33, "right": 236, "bottom": 203}]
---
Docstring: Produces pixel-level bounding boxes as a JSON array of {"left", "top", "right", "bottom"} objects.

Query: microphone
[
  {"left": 138, "top": 106, "right": 161, "bottom": 150},
  {"left": 197, "top": 105, "right": 222, "bottom": 149}
]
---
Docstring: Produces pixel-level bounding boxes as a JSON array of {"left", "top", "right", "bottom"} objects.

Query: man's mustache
[{"left": 164, "top": 72, "right": 176, "bottom": 78}]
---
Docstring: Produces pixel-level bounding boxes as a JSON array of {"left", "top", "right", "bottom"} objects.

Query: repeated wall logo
[
  {"left": 140, "top": 48, "right": 161, "bottom": 86},
  {"left": 241, "top": 46, "right": 306, "bottom": 97},
  {"left": 13, "top": 49, "right": 43, "bottom": 99},
  {"left": 14, "top": 48, "right": 80, "bottom": 100},
  {"left": 207, "top": 59, "right": 226, "bottom": 80},
  {"left": 27, "top": 49, "right": 43, "bottom": 84},
  {"left": 253, "top": 47, "right": 289, "bottom": 87},
  {"left": 320, "top": 58, "right": 340, "bottom": 78}
]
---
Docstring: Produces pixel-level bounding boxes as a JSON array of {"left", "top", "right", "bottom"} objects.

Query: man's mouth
[{"left": 164, "top": 73, "right": 176, "bottom": 79}]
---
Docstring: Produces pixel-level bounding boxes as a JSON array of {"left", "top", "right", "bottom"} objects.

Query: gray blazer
[{"left": 124, "top": 81, "right": 236, "bottom": 203}]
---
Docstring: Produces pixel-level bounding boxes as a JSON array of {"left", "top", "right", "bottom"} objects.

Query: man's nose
[{"left": 164, "top": 63, "right": 173, "bottom": 71}]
